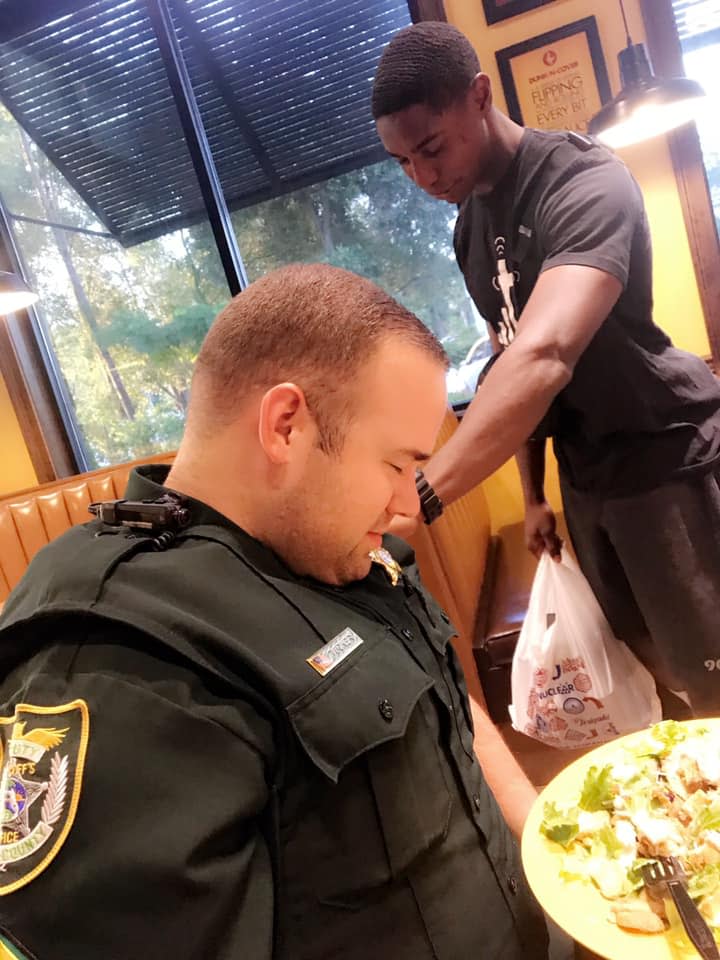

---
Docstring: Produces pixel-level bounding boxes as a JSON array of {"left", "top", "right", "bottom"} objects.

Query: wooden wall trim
[
  {"left": 0, "top": 202, "right": 78, "bottom": 483},
  {"left": 0, "top": 312, "right": 77, "bottom": 483},
  {"left": 641, "top": 0, "right": 720, "bottom": 364},
  {"left": 0, "top": 320, "right": 52, "bottom": 483},
  {"left": 407, "top": 0, "right": 447, "bottom": 23}
]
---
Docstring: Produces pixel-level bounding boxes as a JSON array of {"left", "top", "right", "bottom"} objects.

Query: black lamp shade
[{"left": 588, "top": 42, "right": 706, "bottom": 149}]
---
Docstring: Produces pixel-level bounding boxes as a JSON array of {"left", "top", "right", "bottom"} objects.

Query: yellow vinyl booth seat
[
  {"left": 0, "top": 451, "right": 176, "bottom": 605},
  {"left": 0, "top": 411, "right": 528, "bottom": 720},
  {"left": 407, "top": 411, "right": 493, "bottom": 705}
]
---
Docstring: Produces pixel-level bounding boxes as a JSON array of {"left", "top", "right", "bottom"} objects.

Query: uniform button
[
  {"left": 472, "top": 794, "right": 482, "bottom": 812},
  {"left": 378, "top": 699, "right": 394, "bottom": 722},
  {"left": 507, "top": 876, "right": 519, "bottom": 895},
  {"left": 401, "top": 628, "right": 414, "bottom": 641}
]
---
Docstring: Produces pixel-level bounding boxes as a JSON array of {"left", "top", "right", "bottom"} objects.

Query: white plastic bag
[{"left": 509, "top": 548, "right": 662, "bottom": 748}]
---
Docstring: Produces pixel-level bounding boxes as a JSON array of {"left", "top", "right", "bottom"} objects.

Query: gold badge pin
[{"left": 369, "top": 547, "right": 402, "bottom": 587}]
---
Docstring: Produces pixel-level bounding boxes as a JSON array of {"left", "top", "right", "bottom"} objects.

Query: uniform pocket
[{"left": 287, "top": 631, "right": 452, "bottom": 907}]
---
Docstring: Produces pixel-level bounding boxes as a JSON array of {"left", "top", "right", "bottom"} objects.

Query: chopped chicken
[{"left": 611, "top": 892, "right": 667, "bottom": 934}]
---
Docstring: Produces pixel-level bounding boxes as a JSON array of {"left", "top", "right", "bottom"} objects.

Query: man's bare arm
[
  {"left": 516, "top": 435, "right": 562, "bottom": 559},
  {"left": 469, "top": 694, "right": 538, "bottom": 838},
  {"left": 453, "top": 634, "right": 537, "bottom": 838},
  {"left": 425, "top": 264, "right": 622, "bottom": 505},
  {"left": 515, "top": 435, "right": 546, "bottom": 506}
]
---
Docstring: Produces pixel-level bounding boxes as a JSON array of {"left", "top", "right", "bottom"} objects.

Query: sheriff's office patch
[{"left": 0, "top": 700, "right": 89, "bottom": 895}]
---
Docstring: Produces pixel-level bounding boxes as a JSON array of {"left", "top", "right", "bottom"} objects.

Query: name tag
[{"left": 306, "top": 628, "right": 364, "bottom": 677}]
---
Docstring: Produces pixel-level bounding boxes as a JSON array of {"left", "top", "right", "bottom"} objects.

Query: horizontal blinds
[
  {"left": 0, "top": 0, "right": 408, "bottom": 245},
  {"left": 672, "top": 0, "right": 720, "bottom": 40}
]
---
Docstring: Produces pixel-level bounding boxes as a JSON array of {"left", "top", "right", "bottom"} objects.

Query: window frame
[
  {"left": 641, "top": 0, "right": 720, "bottom": 366},
  {"left": 0, "top": 198, "right": 78, "bottom": 481}
]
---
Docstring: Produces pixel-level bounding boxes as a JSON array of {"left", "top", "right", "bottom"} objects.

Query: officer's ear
[{"left": 258, "top": 382, "right": 316, "bottom": 464}]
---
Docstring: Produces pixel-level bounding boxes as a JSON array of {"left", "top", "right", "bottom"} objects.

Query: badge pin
[
  {"left": 307, "top": 628, "right": 364, "bottom": 677},
  {"left": 369, "top": 547, "right": 402, "bottom": 587}
]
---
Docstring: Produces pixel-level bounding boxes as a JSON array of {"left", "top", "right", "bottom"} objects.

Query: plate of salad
[{"left": 522, "top": 719, "right": 720, "bottom": 959}]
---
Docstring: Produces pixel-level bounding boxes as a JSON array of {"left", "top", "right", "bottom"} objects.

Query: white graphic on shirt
[{"left": 492, "top": 236, "right": 520, "bottom": 347}]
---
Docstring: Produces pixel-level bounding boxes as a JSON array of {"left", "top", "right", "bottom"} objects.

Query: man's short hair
[
  {"left": 372, "top": 22, "right": 480, "bottom": 120},
  {"left": 191, "top": 263, "right": 448, "bottom": 454}
]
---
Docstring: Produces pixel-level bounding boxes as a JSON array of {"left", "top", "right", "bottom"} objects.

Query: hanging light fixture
[
  {"left": 0, "top": 271, "right": 38, "bottom": 315},
  {"left": 588, "top": 0, "right": 706, "bottom": 150}
]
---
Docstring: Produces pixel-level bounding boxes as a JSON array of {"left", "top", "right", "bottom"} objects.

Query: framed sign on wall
[
  {"left": 495, "top": 17, "right": 612, "bottom": 134},
  {"left": 482, "top": 0, "right": 556, "bottom": 26}
]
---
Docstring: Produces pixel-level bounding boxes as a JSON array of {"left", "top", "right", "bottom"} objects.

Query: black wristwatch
[{"left": 416, "top": 470, "right": 444, "bottom": 525}]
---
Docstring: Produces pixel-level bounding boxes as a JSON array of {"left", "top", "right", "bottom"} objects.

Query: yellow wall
[
  {"left": 0, "top": 369, "right": 37, "bottom": 496},
  {"left": 444, "top": 0, "right": 711, "bottom": 529}
]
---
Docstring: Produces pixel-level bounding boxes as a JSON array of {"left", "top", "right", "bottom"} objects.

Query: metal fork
[{"left": 641, "top": 857, "right": 720, "bottom": 959}]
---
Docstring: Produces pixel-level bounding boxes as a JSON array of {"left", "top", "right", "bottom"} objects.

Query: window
[
  {"left": 0, "top": 0, "right": 484, "bottom": 473},
  {"left": 643, "top": 0, "right": 720, "bottom": 364},
  {"left": 672, "top": 0, "right": 720, "bottom": 234}
]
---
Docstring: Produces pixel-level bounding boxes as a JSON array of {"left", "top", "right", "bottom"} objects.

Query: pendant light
[
  {"left": 0, "top": 271, "right": 38, "bottom": 315},
  {"left": 588, "top": 0, "right": 706, "bottom": 150}
]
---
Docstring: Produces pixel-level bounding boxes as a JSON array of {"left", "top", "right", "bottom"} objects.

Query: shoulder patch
[{"left": 0, "top": 700, "right": 89, "bottom": 895}]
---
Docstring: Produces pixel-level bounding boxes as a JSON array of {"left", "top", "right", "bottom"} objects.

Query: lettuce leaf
[
  {"left": 591, "top": 825, "right": 625, "bottom": 859},
  {"left": 694, "top": 803, "right": 720, "bottom": 835},
  {"left": 579, "top": 765, "right": 615, "bottom": 812},
  {"left": 541, "top": 801, "right": 579, "bottom": 848},
  {"left": 689, "top": 864, "right": 720, "bottom": 901},
  {"left": 627, "top": 858, "right": 654, "bottom": 893},
  {"left": 630, "top": 720, "right": 691, "bottom": 761}
]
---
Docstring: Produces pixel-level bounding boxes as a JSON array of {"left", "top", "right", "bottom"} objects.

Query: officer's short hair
[
  {"left": 191, "top": 263, "right": 448, "bottom": 454},
  {"left": 372, "top": 22, "right": 480, "bottom": 120}
]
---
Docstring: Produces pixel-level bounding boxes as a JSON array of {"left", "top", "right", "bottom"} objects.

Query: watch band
[{"left": 416, "top": 469, "right": 444, "bottom": 525}]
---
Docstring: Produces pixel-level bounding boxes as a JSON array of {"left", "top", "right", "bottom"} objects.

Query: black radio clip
[{"left": 88, "top": 493, "right": 191, "bottom": 533}]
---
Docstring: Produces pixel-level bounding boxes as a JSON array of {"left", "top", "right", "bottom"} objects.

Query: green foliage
[
  {"left": 98, "top": 304, "right": 215, "bottom": 360},
  {"left": 443, "top": 326, "right": 483, "bottom": 366}
]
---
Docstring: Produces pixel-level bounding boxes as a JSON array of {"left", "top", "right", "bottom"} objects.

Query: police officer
[{"left": 0, "top": 264, "right": 551, "bottom": 959}]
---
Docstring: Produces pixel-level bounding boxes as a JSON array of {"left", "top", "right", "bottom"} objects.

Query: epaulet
[{"left": 0, "top": 524, "right": 151, "bottom": 629}]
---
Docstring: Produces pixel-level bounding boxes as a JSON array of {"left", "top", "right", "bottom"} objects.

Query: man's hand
[
  {"left": 524, "top": 500, "right": 561, "bottom": 560},
  {"left": 387, "top": 513, "right": 420, "bottom": 540}
]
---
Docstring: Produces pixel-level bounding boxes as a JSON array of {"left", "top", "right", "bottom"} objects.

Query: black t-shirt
[{"left": 454, "top": 128, "right": 720, "bottom": 496}]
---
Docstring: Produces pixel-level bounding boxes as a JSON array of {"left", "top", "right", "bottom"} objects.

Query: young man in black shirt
[{"left": 373, "top": 22, "right": 720, "bottom": 715}]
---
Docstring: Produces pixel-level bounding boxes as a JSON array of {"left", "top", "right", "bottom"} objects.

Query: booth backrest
[
  {"left": 0, "top": 452, "right": 176, "bottom": 603},
  {"left": 408, "top": 410, "right": 491, "bottom": 642}
]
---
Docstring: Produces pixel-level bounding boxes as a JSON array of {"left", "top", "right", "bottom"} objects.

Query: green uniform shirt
[{"left": 0, "top": 465, "right": 549, "bottom": 959}]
